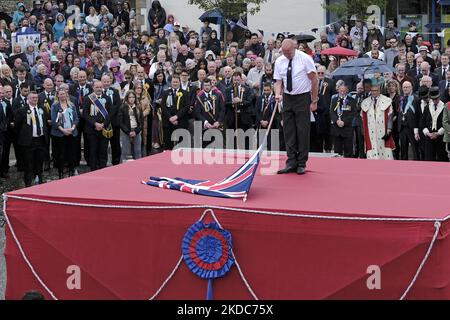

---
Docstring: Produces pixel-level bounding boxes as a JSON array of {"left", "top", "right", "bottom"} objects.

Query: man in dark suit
[
  {"left": 354, "top": 79, "right": 371, "bottom": 158},
  {"left": 0, "top": 86, "right": 6, "bottom": 172},
  {"left": 14, "top": 91, "right": 48, "bottom": 187},
  {"left": 438, "top": 69, "right": 450, "bottom": 97},
  {"left": 11, "top": 66, "right": 35, "bottom": 98},
  {"left": 101, "top": 74, "right": 121, "bottom": 166},
  {"left": 416, "top": 85, "right": 430, "bottom": 160},
  {"left": 160, "top": 75, "right": 189, "bottom": 150},
  {"left": 415, "top": 62, "right": 438, "bottom": 91},
  {"left": 38, "top": 78, "right": 55, "bottom": 170},
  {"left": 397, "top": 81, "right": 420, "bottom": 160},
  {"left": 11, "top": 83, "right": 31, "bottom": 171},
  {"left": 82, "top": 80, "right": 114, "bottom": 171},
  {"left": 69, "top": 70, "right": 93, "bottom": 167},
  {"left": 194, "top": 79, "right": 225, "bottom": 148},
  {"left": 315, "top": 66, "right": 335, "bottom": 153},
  {"left": 434, "top": 53, "right": 450, "bottom": 84},
  {"left": 0, "top": 85, "right": 14, "bottom": 178},
  {"left": 217, "top": 66, "right": 233, "bottom": 95},
  {"left": 330, "top": 83, "right": 357, "bottom": 158},
  {"left": 255, "top": 82, "right": 281, "bottom": 150},
  {"left": 407, "top": 56, "right": 423, "bottom": 79},
  {"left": 225, "top": 72, "right": 254, "bottom": 131}
]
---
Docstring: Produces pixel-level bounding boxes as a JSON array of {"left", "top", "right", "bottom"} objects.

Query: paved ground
[{"left": 0, "top": 162, "right": 90, "bottom": 300}]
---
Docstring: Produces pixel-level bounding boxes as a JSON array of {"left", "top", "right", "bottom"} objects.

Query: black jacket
[
  {"left": 14, "top": 105, "right": 49, "bottom": 146},
  {"left": 82, "top": 93, "right": 114, "bottom": 134},
  {"left": 194, "top": 90, "right": 225, "bottom": 126},
  {"left": 103, "top": 87, "right": 122, "bottom": 127},
  {"left": 118, "top": 104, "right": 144, "bottom": 135},
  {"left": 330, "top": 95, "right": 357, "bottom": 138},
  {"left": 397, "top": 95, "right": 419, "bottom": 132},
  {"left": 160, "top": 88, "right": 189, "bottom": 129},
  {"left": 224, "top": 84, "right": 253, "bottom": 128}
]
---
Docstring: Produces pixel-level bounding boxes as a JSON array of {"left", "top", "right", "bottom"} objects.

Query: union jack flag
[{"left": 142, "top": 140, "right": 267, "bottom": 201}]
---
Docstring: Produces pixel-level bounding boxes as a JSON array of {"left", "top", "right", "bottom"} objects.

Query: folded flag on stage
[
  {"left": 142, "top": 104, "right": 279, "bottom": 201},
  {"left": 142, "top": 141, "right": 265, "bottom": 201}
]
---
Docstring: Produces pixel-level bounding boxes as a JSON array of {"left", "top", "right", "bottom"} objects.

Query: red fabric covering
[{"left": 4, "top": 152, "right": 450, "bottom": 300}]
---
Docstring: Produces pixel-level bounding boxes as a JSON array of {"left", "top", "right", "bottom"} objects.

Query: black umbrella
[
  {"left": 294, "top": 34, "right": 316, "bottom": 43},
  {"left": 199, "top": 9, "right": 224, "bottom": 25}
]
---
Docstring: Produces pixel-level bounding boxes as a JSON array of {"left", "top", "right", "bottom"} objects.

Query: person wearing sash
[
  {"left": 14, "top": 91, "right": 48, "bottom": 187},
  {"left": 225, "top": 71, "right": 253, "bottom": 132},
  {"left": 330, "top": 83, "right": 357, "bottom": 158},
  {"left": 101, "top": 74, "right": 121, "bottom": 166},
  {"left": 119, "top": 90, "right": 144, "bottom": 161},
  {"left": 51, "top": 87, "right": 79, "bottom": 179},
  {"left": 194, "top": 78, "right": 225, "bottom": 148},
  {"left": 69, "top": 70, "right": 93, "bottom": 168},
  {"left": 397, "top": 81, "right": 420, "bottom": 160},
  {"left": 160, "top": 75, "right": 189, "bottom": 150},
  {"left": 82, "top": 80, "right": 114, "bottom": 171}
]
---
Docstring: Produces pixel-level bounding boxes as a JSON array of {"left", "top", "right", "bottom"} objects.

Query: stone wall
[{"left": 2, "top": 0, "right": 32, "bottom": 15}]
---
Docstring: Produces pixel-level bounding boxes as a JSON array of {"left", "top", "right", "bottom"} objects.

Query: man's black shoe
[
  {"left": 277, "top": 166, "right": 297, "bottom": 174},
  {"left": 297, "top": 167, "right": 306, "bottom": 175}
]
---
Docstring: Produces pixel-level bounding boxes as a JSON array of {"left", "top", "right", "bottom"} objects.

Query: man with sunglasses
[{"left": 364, "top": 40, "right": 385, "bottom": 61}]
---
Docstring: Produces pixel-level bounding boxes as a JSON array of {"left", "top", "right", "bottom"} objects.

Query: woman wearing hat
[{"left": 109, "top": 59, "right": 125, "bottom": 86}]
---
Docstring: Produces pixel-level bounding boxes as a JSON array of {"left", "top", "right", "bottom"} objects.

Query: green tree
[
  {"left": 188, "top": 0, "right": 268, "bottom": 19},
  {"left": 323, "top": 0, "right": 388, "bottom": 21}
]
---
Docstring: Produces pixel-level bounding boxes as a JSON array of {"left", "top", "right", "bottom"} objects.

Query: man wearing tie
[
  {"left": 14, "top": 91, "right": 48, "bottom": 187},
  {"left": 69, "top": 71, "right": 92, "bottom": 168},
  {"left": 0, "top": 85, "right": 14, "bottom": 178},
  {"left": 38, "top": 78, "right": 55, "bottom": 170},
  {"left": 274, "top": 39, "right": 319, "bottom": 175},
  {"left": 316, "top": 65, "right": 335, "bottom": 153},
  {"left": 161, "top": 75, "right": 189, "bottom": 150},
  {"left": 264, "top": 39, "right": 279, "bottom": 65},
  {"left": 101, "top": 74, "right": 121, "bottom": 166},
  {"left": 82, "top": 80, "right": 114, "bottom": 171},
  {"left": 435, "top": 54, "right": 450, "bottom": 84},
  {"left": 438, "top": 69, "right": 450, "bottom": 97}
]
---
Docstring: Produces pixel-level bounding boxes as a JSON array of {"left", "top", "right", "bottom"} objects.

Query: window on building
[{"left": 398, "top": 0, "right": 428, "bottom": 15}]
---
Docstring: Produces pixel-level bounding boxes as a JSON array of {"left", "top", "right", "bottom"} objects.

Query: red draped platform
[{"left": 3, "top": 151, "right": 450, "bottom": 300}]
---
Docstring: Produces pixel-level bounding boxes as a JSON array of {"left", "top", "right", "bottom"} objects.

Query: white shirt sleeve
[
  {"left": 273, "top": 58, "right": 283, "bottom": 81},
  {"left": 302, "top": 53, "right": 316, "bottom": 75}
]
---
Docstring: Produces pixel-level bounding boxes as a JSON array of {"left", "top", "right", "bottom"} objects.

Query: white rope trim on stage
[
  {"left": 4, "top": 194, "right": 450, "bottom": 223},
  {"left": 3, "top": 199, "right": 258, "bottom": 300},
  {"left": 400, "top": 221, "right": 441, "bottom": 300},
  {"left": 203, "top": 209, "right": 259, "bottom": 300},
  {"left": 2, "top": 195, "right": 59, "bottom": 300},
  {"left": 148, "top": 255, "right": 183, "bottom": 301},
  {"left": 148, "top": 209, "right": 258, "bottom": 300}
]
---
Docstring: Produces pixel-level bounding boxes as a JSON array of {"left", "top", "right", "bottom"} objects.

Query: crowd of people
[{"left": 0, "top": 0, "right": 449, "bottom": 187}]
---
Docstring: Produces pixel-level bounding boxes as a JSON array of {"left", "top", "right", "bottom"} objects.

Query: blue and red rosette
[{"left": 182, "top": 221, "right": 234, "bottom": 299}]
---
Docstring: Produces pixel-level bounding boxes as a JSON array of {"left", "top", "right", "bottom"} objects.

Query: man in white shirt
[
  {"left": 14, "top": 91, "right": 48, "bottom": 187},
  {"left": 274, "top": 39, "right": 319, "bottom": 175}
]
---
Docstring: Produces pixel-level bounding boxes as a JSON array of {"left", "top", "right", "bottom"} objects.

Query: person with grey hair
[
  {"left": 360, "top": 83, "right": 395, "bottom": 160},
  {"left": 329, "top": 82, "right": 357, "bottom": 157},
  {"left": 82, "top": 80, "right": 114, "bottom": 171}
]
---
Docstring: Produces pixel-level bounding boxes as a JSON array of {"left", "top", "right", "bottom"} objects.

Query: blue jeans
[{"left": 120, "top": 131, "right": 142, "bottom": 162}]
